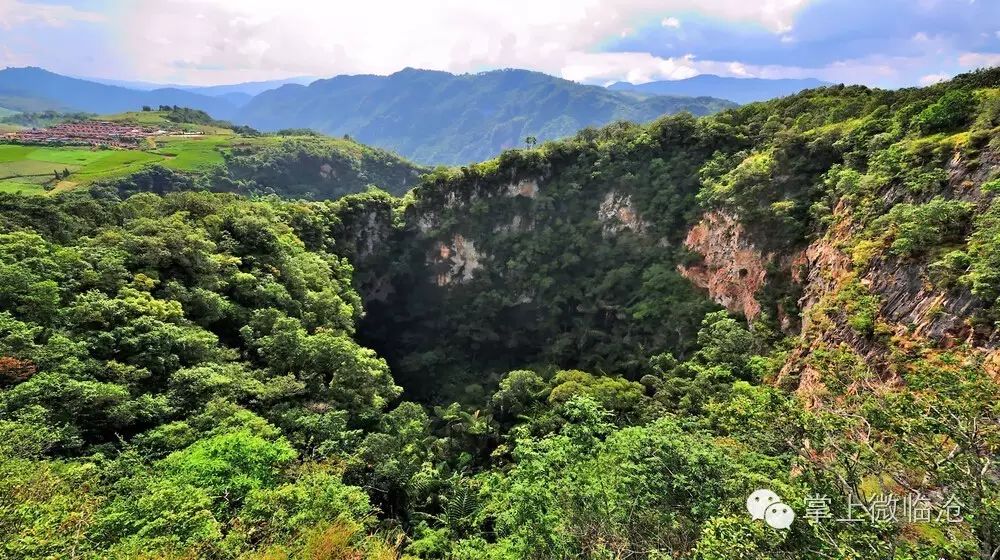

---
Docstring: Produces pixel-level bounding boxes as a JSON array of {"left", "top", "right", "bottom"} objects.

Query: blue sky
[{"left": 0, "top": 0, "right": 998, "bottom": 87}]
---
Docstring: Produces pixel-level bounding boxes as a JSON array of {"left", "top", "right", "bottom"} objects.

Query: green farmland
[
  {"left": 0, "top": 134, "right": 233, "bottom": 194},
  {"left": 0, "top": 108, "right": 426, "bottom": 198}
]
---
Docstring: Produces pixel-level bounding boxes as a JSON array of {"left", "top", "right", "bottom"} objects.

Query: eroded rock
[
  {"left": 679, "top": 211, "right": 768, "bottom": 320},
  {"left": 598, "top": 191, "right": 649, "bottom": 237},
  {"left": 430, "top": 234, "right": 482, "bottom": 286},
  {"left": 507, "top": 179, "right": 538, "bottom": 198}
]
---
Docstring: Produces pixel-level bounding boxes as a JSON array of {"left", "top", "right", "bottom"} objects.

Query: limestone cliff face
[
  {"left": 429, "top": 234, "right": 482, "bottom": 286},
  {"left": 678, "top": 212, "right": 769, "bottom": 321},
  {"left": 598, "top": 191, "right": 650, "bottom": 238},
  {"left": 410, "top": 176, "right": 544, "bottom": 286},
  {"left": 680, "top": 148, "right": 1000, "bottom": 399}
]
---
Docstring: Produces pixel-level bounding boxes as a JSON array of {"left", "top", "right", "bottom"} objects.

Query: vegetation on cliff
[{"left": 1, "top": 68, "right": 999, "bottom": 559}]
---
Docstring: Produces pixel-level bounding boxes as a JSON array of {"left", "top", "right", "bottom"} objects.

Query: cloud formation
[
  {"left": 605, "top": 0, "right": 1000, "bottom": 85},
  {"left": 0, "top": 0, "right": 997, "bottom": 87},
  {"left": 107, "top": 0, "right": 812, "bottom": 84},
  {"left": 0, "top": 0, "right": 103, "bottom": 29}
]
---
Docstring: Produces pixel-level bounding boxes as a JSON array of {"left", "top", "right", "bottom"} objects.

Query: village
[{"left": 1, "top": 121, "right": 167, "bottom": 149}]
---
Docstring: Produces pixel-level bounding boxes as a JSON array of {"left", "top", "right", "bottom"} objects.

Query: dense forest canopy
[{"left": 0, "top": 68, "right": 999, "bottom": 559}]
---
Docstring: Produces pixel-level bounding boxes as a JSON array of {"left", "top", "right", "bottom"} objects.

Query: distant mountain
[
  {"left": 236, "top": 68, "right": 736, "bottom": 165},
  {"left": 0, "top": 67, "right": 238, "bottom": 117},
  {"left": 0, "top": 93, "right": 70, "bottom": 113},
  {"left": 1, "top": 66, "right": 738, "bottom": 166},
  {"left": 83, "top": 75, "right": 316, "bottom": 106},
  {"left": 181, "top": 77, "right": 316, "bottom": 97},
  {"left": 608, "top": 75, "right": 830, "bottom": 104}
]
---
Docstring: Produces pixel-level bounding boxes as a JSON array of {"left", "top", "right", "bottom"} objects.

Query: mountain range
[
  {"left": 609, "top": 74, "right": 830, "bottom": 104},
  {"left": 0, "top": 66, "right": 830, "bottom": 165},
  {"left": 0, "top": 67, "right": 238, "bottom": 118},
  {"left": 235, "top": 68, "right": 737, "bottom": 164},
  {"left": 83, "top": 75, "right": 317, "bottom": 107}
]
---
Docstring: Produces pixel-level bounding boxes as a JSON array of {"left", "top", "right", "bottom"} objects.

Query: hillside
[
  {"left": 0, "top": 69, "right": 998, "bottom": 559},
  {"left": 237, "top": 67, "right": 737, "bottom": 165},
  {"left": 0, "top": 67, "right": 738, "bottom": 166},
  {"left": 0, "top": 110, "right": 425, "bottom": 198},
  {"left": 329, "top": 68, "right": 1000, "bottom": 556},
  {"left": 610, "top": 74, "right": 830, "bottom": 104},
  {"left": 0, "top": 67, "right": 238, "bottom": 118}
]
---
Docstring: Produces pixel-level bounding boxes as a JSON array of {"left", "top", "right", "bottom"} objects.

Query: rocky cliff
[
  {"left": 331, "top": 69, "right": 1000, "bottom": 405},
  {"left": 680, "top": 143, "right": 1000, "bottom": 401}
]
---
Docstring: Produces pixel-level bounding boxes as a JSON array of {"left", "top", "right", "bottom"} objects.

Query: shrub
[{"left": 913, "top": 89, "right": 976, "bottom": 134}]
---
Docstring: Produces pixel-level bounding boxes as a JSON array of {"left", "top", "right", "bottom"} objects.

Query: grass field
[
  {"left": 0, "top": 134, "right": 239, "bottom": 195},
  {"left": 0, "top": 112, "right": 385, "bottom": 197},
  {"left": 153, "top": 136, "right": 229, "bottom": 171},
  {"left": 0, "top": 180, "right": 46, "bottom": 195}
]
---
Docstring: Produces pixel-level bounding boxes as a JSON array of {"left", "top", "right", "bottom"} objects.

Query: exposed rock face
[
  {"left": 795, "top": 202, "right": 853, "bottom": 320},
  {"left": 598, "top": 191, "right": 649, "bottom": 237},
  {"left": 506, "top": 179, "right": 538, "bottom": 198},
  {"left": 354, "top": 211, "right": 389, "bottom": 260},
  {"left": 430, "top": 234, "right": 482, "bottom": 286},
  {"left": 778, "top": 150, "right": 1000, "bottom": 400},
  {"left": 492, "top": 214, "right": 533, "bottom": 234},
  {"left": 416, "top": 213, "right": 437, "bottom": 234},
  {"left": 868, "top": 259, "right": 979, "bottom": 343},
  {"left": 679, "top": 211, "right": 769, "bottom": 320}
]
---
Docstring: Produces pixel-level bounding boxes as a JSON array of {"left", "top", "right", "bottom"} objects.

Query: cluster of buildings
[{"left": 2, "top": 121, "right": 162, "bottom": 148}]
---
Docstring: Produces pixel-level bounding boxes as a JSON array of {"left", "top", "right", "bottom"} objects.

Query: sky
[{"left": 1, "top": 0, "right": 999, "bottom": 87}]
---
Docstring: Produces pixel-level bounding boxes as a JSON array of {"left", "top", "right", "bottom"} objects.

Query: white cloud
[
  {"left": 958, "top": 51, "right": 1000, "bottom": 69},
  {"left": 108, "top": 0, "right": 814, "bottom": 84},
  {"left": 661, "top": 17, "right": 681, "bottom": 28},
  {"left": 0, "top": 0, "right": 104, "bottom": 29},
  {"left": 919, "top": 73, "right": 950, "bottom": 85},
  {"left": 727, "top": 62, "right": 751, "bottom": 76},
  {"left": 561, "top": 52, "right": 700, "bottom": 84}
]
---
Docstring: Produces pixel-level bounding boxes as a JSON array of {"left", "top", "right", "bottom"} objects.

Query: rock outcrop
[
  {"left": 678, "top": 211, "right": 769, "bottom": 320},
  {"left": 430, "top": 234, "right": 482, "bottom": 286},
  {"left": 598, "top": 191, "right": 649, "bottom": 238},
  {"left": 680, "top": 148, "right": 1000, "bottom": 400}
]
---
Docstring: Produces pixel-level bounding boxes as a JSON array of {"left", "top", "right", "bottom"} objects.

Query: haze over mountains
[
  {"left": 0, "top": 66, "right": 831, "bottom": 165},
  {"left": 609, "top": 75, "right": 831, "bottom": 104},
  {"left": 0, "top": 67, "right": 239, "bottom": 118}
]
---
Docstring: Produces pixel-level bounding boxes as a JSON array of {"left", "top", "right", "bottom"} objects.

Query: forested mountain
[
  {"left": 235, "top": 67, "right": 737, "bottom": 165},
  {"left": 0, "top": 66, "right": 738, "bottom": 165},
  {"left": 102, "top": 135, "right": 427, "bottom": 201},
  {"left": 1, "top": 68, "right": 999, "bottom": 559},
  {"left": 609, "top": 74, "right": 830, "bottom": 104},
  {"left": 0, "top": 67, "right": 239, "bottom": 118}
]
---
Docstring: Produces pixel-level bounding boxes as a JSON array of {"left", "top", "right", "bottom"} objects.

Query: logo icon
[{"left": 747, "top": 489, "right": 795, "bottom": 529}]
